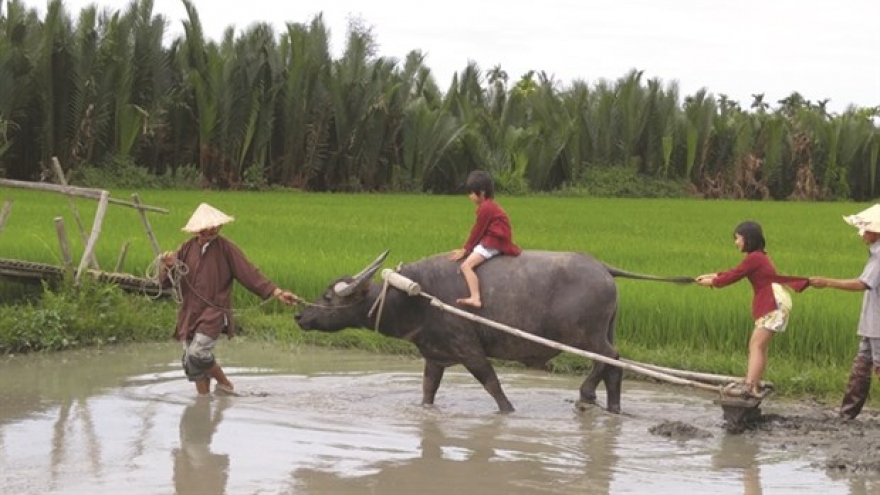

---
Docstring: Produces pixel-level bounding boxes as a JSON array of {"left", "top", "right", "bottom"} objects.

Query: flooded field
[{"left": 0, "top": 341, "right": 878, "bottom": 494}]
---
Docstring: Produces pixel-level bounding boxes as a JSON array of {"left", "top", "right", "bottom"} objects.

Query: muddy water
[{"left": 0, "top": 341, "right": 877, "bottom": 495}]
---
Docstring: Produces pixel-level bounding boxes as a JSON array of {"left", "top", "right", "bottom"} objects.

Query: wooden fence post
[
  {"left": 0, "top": 199, "right": 11, "bottom": 234},
  {"left": 51, "top": 157, "right": 99, "bottom": 270},
  {"left": 54, "top": 217, "right": 73, "bottom": 273},
  {"left": 75, "top": 190, "right": 109, "bottom": 285},
  {"left": 132, "top": 193, "right": 162, "bottom": 256},
  {"left": 114, "top": 242, "right": 130, "bottom": 273}
]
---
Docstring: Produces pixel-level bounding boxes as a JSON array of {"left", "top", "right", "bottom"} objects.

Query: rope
[
  {"left": 298, "top": 299, "right": 360, "bottom": 310},
  {"left": 145, "top": 256, "right": 187, "bottom": 303},
  {"left": 367, "top": 263, "right": 402, "bottom": 332},
  {"left": 367, "top": 276, "right": 394, "bottom": 332},
  {"left": 144, "top": 255, "right": 283, "bottom": 313}
]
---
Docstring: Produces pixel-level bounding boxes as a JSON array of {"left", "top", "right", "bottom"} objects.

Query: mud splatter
[
  {"left": 741, "top": 407, "right": 880, "bottom": 473},
  {"left": 649, "top": 420, "right": 713, "bottom": 440}
]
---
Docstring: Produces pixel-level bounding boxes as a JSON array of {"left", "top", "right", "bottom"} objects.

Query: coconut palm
[
  {"left": 177, "top": 0, "right": 239, "bottom": 186},
  {"left": 399, "top": 98, "right": 466, "bottom": 191},
  {"left": 274, "top": 15, "right": 333, "bottom": 187},
  {"left": 750, "top": 93, "right": 769, "bottom": 113},
  {"left": 4, "top": 0, "right": 880, "bottom": 199}
]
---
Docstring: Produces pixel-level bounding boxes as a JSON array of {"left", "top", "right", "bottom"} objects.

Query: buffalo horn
[{"left": 335, "top": 250, "right": 390, "bottom": 297}]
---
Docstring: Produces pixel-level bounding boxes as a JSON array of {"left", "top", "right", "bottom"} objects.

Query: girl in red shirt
[
  {"left": 449, "top": 170, "right": 521, "bottom": 308},
  {"left": 696, "top": 221, "right": 809, "bottom": 399}
]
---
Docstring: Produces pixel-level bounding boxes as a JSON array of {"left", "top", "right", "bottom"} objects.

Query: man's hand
[
  {"left": 274, "top": 288, "right": 301, "bottom": 305},
  {"left": 160, "top": 251, "right": 176, "bottom": 268}
]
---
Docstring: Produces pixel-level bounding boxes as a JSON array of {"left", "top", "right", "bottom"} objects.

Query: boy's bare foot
[{"left": 456, "top": 297, "right": 482, "bottom": 308}]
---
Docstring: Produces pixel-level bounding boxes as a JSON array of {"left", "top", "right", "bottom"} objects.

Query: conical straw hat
[
  {"left": 843, "top": 204, "right": 880, "bottom": 235},
  {"left": 182, "top": 203, "right": 235, "bottom": 233}
]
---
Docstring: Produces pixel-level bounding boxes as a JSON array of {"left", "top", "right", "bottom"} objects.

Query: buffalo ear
[
  {"left": 332, "top": 281, "right": 349, "bottom": 296},
  {"left": 355, "top": 282, "right": 371, "bottom": 297}
]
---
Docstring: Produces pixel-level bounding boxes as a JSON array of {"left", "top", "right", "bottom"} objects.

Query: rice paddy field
[{"left": 1, "top": 188, "right": 875, "bottom": 401}]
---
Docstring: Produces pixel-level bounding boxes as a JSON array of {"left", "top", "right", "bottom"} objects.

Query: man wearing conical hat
[
  {"left": 159, "top": 203, "right": 300, "bottom": 396},
  {"left": 810, "top": 204, "right": 880, "bottom": 419}
]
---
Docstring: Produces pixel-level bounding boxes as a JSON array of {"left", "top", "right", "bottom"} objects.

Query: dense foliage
[
  {"left": 0, "top": 278, "right": 174, "bottom": 352},
  {"left": 1, "top": 0, "right": 878, "bottom": 198}
]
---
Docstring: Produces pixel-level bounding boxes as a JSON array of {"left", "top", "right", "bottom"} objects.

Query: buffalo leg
[
  {"left": 421, "top": 360, "right": 446, "bottom": 406},
  {"left": 601, "top": 362, "right": 623, "bottom": 414},
  {"left": 580, "top": 363, "right": 603, "bottom": 404},
  {"left": 579, "top": 345, "right": 622, "bottom": 414},
  {"left": 463, "top": 361, "right": 515, "bottom": 413}
]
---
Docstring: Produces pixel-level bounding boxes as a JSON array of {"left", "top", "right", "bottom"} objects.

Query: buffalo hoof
[
  {"left": 574, "top": 400, "right": 596, "bottom": 413},
  {"left": 607, "top": 404, "right": 621, "bottom": 414}
]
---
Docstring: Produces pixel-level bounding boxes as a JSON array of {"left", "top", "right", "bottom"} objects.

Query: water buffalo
[{"left": 295, "top": 250, "right": 690, "bottom": 413}]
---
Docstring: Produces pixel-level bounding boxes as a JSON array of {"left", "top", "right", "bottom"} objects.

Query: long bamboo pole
[
  {"left": 617, "top": 359, "right": 769, "bottom": 386},
  {"left": 426, "top": 296, "right": 723, "bottom": 393},
  {"left": 0, "top": 178, "right": 168, "bottom": 213},
  {"left": 0, "top": 177, "right": 103, "bottom": 197},
  {"left": 379, "top": 270, "right": 723, "bottom": 393}
]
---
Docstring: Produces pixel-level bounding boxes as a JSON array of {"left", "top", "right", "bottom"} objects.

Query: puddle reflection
[
  {"left": 173, "top": 397, "right": 231, "bottom": 495},
  {"left": 0, "top": 343, "right": 875, "bottom": 495},
  {"left": 713, "top": 434, "right": 763, "bottom": 495}
]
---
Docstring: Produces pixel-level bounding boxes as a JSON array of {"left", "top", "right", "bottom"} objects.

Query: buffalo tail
[{"left": 602, "top": 264, "right": 695, "bottom": 284}]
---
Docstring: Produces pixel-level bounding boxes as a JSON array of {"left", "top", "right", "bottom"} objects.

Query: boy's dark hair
[
  {"left": 734, "top": 221, "right": 765, "bottom": 252},
  {"left": 464, "top": 170, "right": 495, "bottom": 199}
]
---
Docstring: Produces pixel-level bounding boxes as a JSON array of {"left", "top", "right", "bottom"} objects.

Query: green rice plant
[{"left": 1, "top": 188, "right": 876, "bottom": 401}]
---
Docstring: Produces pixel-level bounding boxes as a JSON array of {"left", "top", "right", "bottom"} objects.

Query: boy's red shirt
[{"left": 462, "top": 199, "right": 522, "bottom": 256}]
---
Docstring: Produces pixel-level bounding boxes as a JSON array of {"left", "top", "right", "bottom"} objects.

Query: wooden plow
[{"left": 378, "top": 269, "right": 768, "bottom": 432}]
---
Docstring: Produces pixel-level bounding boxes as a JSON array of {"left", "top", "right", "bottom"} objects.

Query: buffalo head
[{"left": 295, "top": 250, "right": 389, "bottom": 331}]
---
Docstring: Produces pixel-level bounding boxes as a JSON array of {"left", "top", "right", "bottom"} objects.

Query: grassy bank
[{"left": 0, "top": 189, "right": 875, "bottom": 404}]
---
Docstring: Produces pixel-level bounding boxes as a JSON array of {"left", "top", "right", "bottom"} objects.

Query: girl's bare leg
[{"left": 745, "top": 327, "right": 773, "bottom": 393}]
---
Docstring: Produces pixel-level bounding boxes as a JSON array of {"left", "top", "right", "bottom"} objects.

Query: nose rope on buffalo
[{"left": 373, "top": 268, "right": 747, "bottom": 395}]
